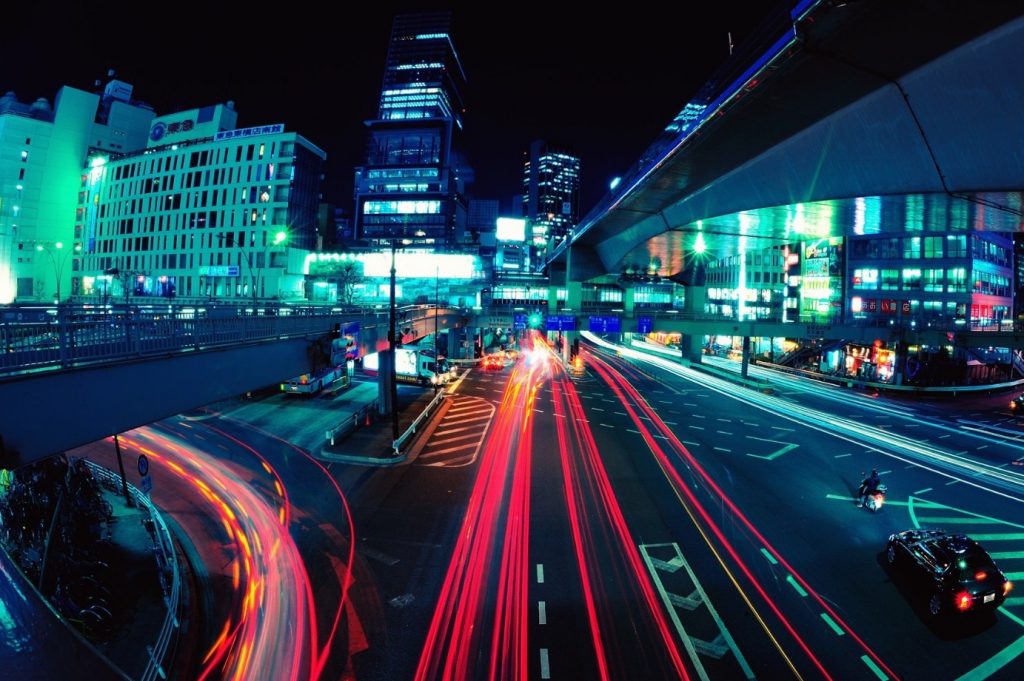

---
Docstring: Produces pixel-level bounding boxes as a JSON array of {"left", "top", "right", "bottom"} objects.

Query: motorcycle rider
[{"left": 858, "top": 469, "right": 881, "bottom": 507}]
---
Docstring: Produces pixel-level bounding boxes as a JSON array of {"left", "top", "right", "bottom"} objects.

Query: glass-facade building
[
  {"left": 76, "top": 105, "right": 324, "bottom": 302},
  {"left": 354, "top": 12, "right": 468, "bottom": 249},
  {"left": 523, "top": 140, "right": 580, "bottom": 250}
]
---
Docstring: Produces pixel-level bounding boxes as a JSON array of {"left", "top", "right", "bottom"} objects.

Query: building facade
[
  {"left": 847, "top": 232, "right": 1012, "bottom": 328},
  {"left": 354, "top": 12, "right": 468, "bottom": 250},
  {"left": 705, "top": 244, "right": 788, "bottom": 321},
  {"left": 0, "top": 81, "right": 154, "bottom": 303},
  {"left": 522, "top": 140, "right": 580, "bottom": 251},
  {"left": 76, "top": 104, "right": 325, "bottom": 303}
]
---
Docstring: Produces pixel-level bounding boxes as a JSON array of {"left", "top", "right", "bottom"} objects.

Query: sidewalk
[{"left": 319, "top": 384, "right": 444, "bottom": 465}]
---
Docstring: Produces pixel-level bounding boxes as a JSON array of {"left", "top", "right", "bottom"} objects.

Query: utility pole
[
  {"left": 434, "top": 265, "right": 440, "bottom": 394},
  {"left": 389, "top": 240, "right": 399, "bottom": 440}
]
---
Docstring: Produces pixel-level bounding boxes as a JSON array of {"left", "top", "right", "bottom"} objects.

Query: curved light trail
[{"left": 119, "top": 427, "right": 316, "bottom": 681}]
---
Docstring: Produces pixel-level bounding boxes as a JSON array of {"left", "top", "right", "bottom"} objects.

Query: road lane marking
[
  {"left": 538, "top": 601, "right": 547, "bottom": 625},
  {"left": 820, "top": 612, "right": 845, "bottom": 636},
  {"left": 759, "top": 548, "right": 778, "bottom": 565},
  {"left": 614, "top": 411, "right": 627, "bottom": 416},
  {"left": 536, "top": 564, "right": 544, "bottom": 583},
  {"left": 771, "top": 426, "right": 794, "bottom": 432},
  {"left": 591, "top": 407, "right": 605, "bottom": 411},
  {"left": 938, "top": 434, "right": 951, "bottom": 439},
  {"left": 683, "top": 403, "right": 697, "bottom": 407},
  {"left": 786, "top": 575, "right": 808, "bottom": 597},
  {"left": 430, "top": 432, "right": 483, "bottom": 446},
  {"left": 716, "top": 430, "right": 733, "bottom": 435},
  {"left": 627, "top": 429, "right": 641, "bottom": 434},
  {"left": 664, "top": 420, "right": 678, "bottom": 425},
  {"left": 913, "top": 488, "right": 933, "bottom": 495},
  {"left": 540, "top": 649, "right": 550, "bottom": 679},
  {"left": 533, "top": 409, "right": 545, "bottom": 413},
  {"left": 716, "top": 418, "right": 732, "bottom": 423},
  {"left": 977, "top": 445, "right": 989, "bottom": 450},
  {"left": 990, "top": 551, "right": 1024, "bottom": 560},
  {"left": 600, "top": 423, "right": 613, "bottom": 428},
  {"left": 861, "top": 655, "right": 889, "bottom": 681},
  {"left": 689, "top": 425, "right": 705, "bottom": 430},
  {"left": 714, "top": 447, "right": 731, "bottom": 453},
  {"left": 692, "top": 414, "right": 706, "bottom": 419},
  {"left": 682, "top": 440, "right": 700, "bottom": 446},
  {"left": 1004, "top": 571, "right": 1024, "bottom": 581},
  {"left": 834, "top": 453, "right": 853, "bottom": 459},
  {"left": 553, "top": 412, "right": 566, "bottom": 418}
]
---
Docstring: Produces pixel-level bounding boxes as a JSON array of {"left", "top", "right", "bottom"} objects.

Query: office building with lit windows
[
  {"left": 522, "top": 140, "right": 580, "bottom": 250},
  {"left": 705, "top": 244, "right": 789, "bottom": 321},
  {"left": 76, "top": 104, "right": 325, "bottom": 302},
  {"left": 847, "top": 232, "right": 1012, "bottom": 327},
  {"left": 0, "top": 80, "right": 154, "bottom": 303},
  {"left": 354, "top": 12, "right": 468, "bottom": 249}
]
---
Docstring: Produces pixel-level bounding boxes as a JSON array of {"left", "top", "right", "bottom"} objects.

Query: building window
[
  {"left": 903, "top": 237, "right": 920, "bottom": 259},
  {"left": 947, "top": 267, "right": 966, "bottom": 293},
  {"left": 901, "top": 268, "right": 921, "bottom": 290},
  {"left": 880, "top": 269, "right": 899, "bottom": 290},
  {"left": 946, "top": 235, "right": 967, "bottom": 258},
  {"left": 923, "top": 269, "right": 943, "bottom": 292},
  {"left": 923, "top": 236, "right": 943, "bottom": 258}
]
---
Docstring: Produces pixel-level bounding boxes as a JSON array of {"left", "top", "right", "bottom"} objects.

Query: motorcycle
[{"left": 860, "top": 483, "right": 887, "bottom": 512}]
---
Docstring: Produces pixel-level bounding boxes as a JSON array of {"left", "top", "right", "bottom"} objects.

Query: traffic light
[{"left": 528, "top": 312, "right": 543, "bottom": 329}]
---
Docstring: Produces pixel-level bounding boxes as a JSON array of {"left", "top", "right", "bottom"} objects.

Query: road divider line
[
  {"left": 538, "top": 601, "right": 547, "bottom": 625},
  {"left": 834, "top": 453, "right": 853, "bottom": 459},
  {"left": 716, "top": 430, "right": 733, "bottom": 436},
  {"left": 536, "top": 564, "right": 544, "bottom": 584},
  {"left": 786, "top": 575, "right": 808, "bottom": 597},
  {"left": 913, "top": 488, "right": 932, "bottom": 495},
  {"left": 820, "top": 612, "right": 845, "bottom": 636},
  {"left": 599, "top": 423, "right": 613, "bottom": 428},
  {"left": 689, "top": 425, "right": 705, "bottom": 431},
  {"left": 539, "top": 649, "right": 550, "bottom": 679},
  {"left": 861, "top": 654, "right": 889, "bottom": 681},
  {"left": 759, "top": 548, "right": 778, "bottom": 565},
  {"left": 713, "top": 447, "right": 731, "bottom": 453}
]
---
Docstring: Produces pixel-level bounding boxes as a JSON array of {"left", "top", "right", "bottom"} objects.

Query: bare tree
[{"left": 336, "top": 261, "right": 363, "bottom": 306}]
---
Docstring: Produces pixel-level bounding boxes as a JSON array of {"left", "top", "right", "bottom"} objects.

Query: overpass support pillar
[
  {"left": 623, "top": 287, "right": 635, "bottom": 314},
  {"left": 566, "top": 281, "right": 583, "bottom": 312},
  {"left": 547, "top": 286, "right": 559, "bottom": 314},
  {"left": 741, "top": 336, "right": 751, "bottom": 379},
  {"left": 680, "top": 284, "right": 708, "bottom": 364}
]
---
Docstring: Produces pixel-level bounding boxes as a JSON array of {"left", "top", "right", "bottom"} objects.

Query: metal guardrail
[
  {"left": 325, "top": 399, "right": 379, "bottom": 445},
  {"left": 0, "top": 303, "right": 463, "bottom": 376},
  {"left": 392, "top": 386, "right": 450, "bottom": 455},
  {"left": 84, "top": 461, "right": 180, "bottom": 681}
]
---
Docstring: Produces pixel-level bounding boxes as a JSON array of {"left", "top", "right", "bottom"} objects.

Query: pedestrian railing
[
  {"left": 392, "top": 386, "right": 450, "bottom": 455},
  {"left": 84, "top": 461, "right": 180, "bottom": 681},
  {"left": 325, "top": 399, "right": 380, "bottom": 446}
]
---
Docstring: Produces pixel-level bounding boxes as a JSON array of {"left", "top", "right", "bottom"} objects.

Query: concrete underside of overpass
[
  {"left": 0, "top": 308, "right": 466, "bottom": 467},
  {"left": 551, "top": 3, "right": 1024, "bottom": 282}
]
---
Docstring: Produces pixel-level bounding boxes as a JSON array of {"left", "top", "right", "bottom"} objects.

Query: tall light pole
[
  {"left": 218, "top": 230, "right": 287, "bottom": 306},
  {"left": 35, "top": 241, "right": 78, "bottom": 303},
  {"left": 434, "top": 265, "right": 440, "bottom": 394},
  {"left": 388, "top": 240, "right": 399, "bottom": 440}
]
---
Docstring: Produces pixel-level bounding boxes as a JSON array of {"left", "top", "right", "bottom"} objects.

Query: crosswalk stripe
[
  {"left": 420, "top": 444, "right": 477, "bottom": 457},
  {"left": 430, "top": 432, "right": 481, "bottom": 446}
]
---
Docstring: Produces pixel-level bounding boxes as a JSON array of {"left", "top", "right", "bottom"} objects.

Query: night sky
[{"left": 4, "top": 2, "right": 779, "bottom": 216}]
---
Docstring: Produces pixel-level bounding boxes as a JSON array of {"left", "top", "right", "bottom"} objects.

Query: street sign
[
  {"left": 140, "top": 475, "right": 153, "bottom": 495},
  {"left": 637, "top": 316, "right": 653, "bottom": 335},
  {"left": 513, "top": 313, "right": 529, "bottom": 330},
  {"left": 545, "top": 314, "right": 577, "bottom": 332},
  {"left": 137, "top": 454, "right": 149, "bottom": 477},
  {"left": 588, "top": 315, "right": 621, "bottom": 333}
]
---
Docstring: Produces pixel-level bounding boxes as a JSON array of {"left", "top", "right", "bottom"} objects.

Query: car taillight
[
  {"left": 975, "top": 570, "right": 987, "bottom": 581},
  {"left": 1006, "top": 581, "right": 1014, "bottom": 595},
  {"left": 956, "top": 591, "right": 973, "bottom": 611}
]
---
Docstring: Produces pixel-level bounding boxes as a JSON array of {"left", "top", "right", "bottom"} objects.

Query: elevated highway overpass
[{"left": 548, "top": 1, "right": 1024, "bottom": 281}]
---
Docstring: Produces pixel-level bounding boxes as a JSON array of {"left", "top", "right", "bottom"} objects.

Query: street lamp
[
  {"left": 216, "top": 230, "right": 288, "bottom": 306},
  {"left": 35, "top": 241, "right": 78, "bottom": 303}
]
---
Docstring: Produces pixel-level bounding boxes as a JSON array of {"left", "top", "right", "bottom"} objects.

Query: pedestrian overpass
[{"left": 0, "top": 304, "right": 465, "bottom": 466}]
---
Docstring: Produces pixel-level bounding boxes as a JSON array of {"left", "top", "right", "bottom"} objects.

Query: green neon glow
[
  {"left": 820, "top": 612, "right": 845, "bottom": 636},
  {"left": 786, "top": 574, "right": 807, "bottom": 597},
  {"left": 861, "top": 655, "right": 889, "bottom": 681},
  {"left": 693, "top": 231, "right": 707, "bottom": 254}
]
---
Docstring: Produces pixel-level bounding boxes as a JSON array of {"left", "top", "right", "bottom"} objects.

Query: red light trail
[{"left": 586, "top": 348, "right": 900, "bottom": 680}]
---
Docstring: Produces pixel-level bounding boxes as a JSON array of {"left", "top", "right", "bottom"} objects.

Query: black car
[
  {"left": 1010, "top": 394, "right": 1024, "bottom": 412},
  {"left": 886, "top": 529, "right": 1012, "bottom": 616}
]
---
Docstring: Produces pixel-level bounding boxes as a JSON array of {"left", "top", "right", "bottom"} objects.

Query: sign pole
[{"left": 113, "top": 434, "right": 134, "bottom": 507}]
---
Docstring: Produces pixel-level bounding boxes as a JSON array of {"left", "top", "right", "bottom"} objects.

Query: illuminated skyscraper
[
  {"left": 522, "top": 140, "right": 580, "bottom": 250},
  {"left": 354, "top": 12, "right": 468, "bottom": 249}
]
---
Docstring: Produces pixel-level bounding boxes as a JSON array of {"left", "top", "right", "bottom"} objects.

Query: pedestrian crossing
[
  {"left": 908, "top": 496, "right": 1024, "bottom": 609},
  {"left": 416, "top": 395, "right": 494, "bottom": 468}
]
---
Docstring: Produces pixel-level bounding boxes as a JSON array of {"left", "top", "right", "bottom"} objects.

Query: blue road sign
[
  {"left": 513, "top": 313, "right": 528, "bottom": 330},
  {"left": 137, "top": 454, "right": 149, "bottom": 477},
  {"left": 588, "top": 316, "right": 621, "bottom": 333},
  {"left": 637, "top": 316, "right": 653, "bottom": 335},
  {"left": 545, "top": 314, "right": 577, "bottom": 332}
]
